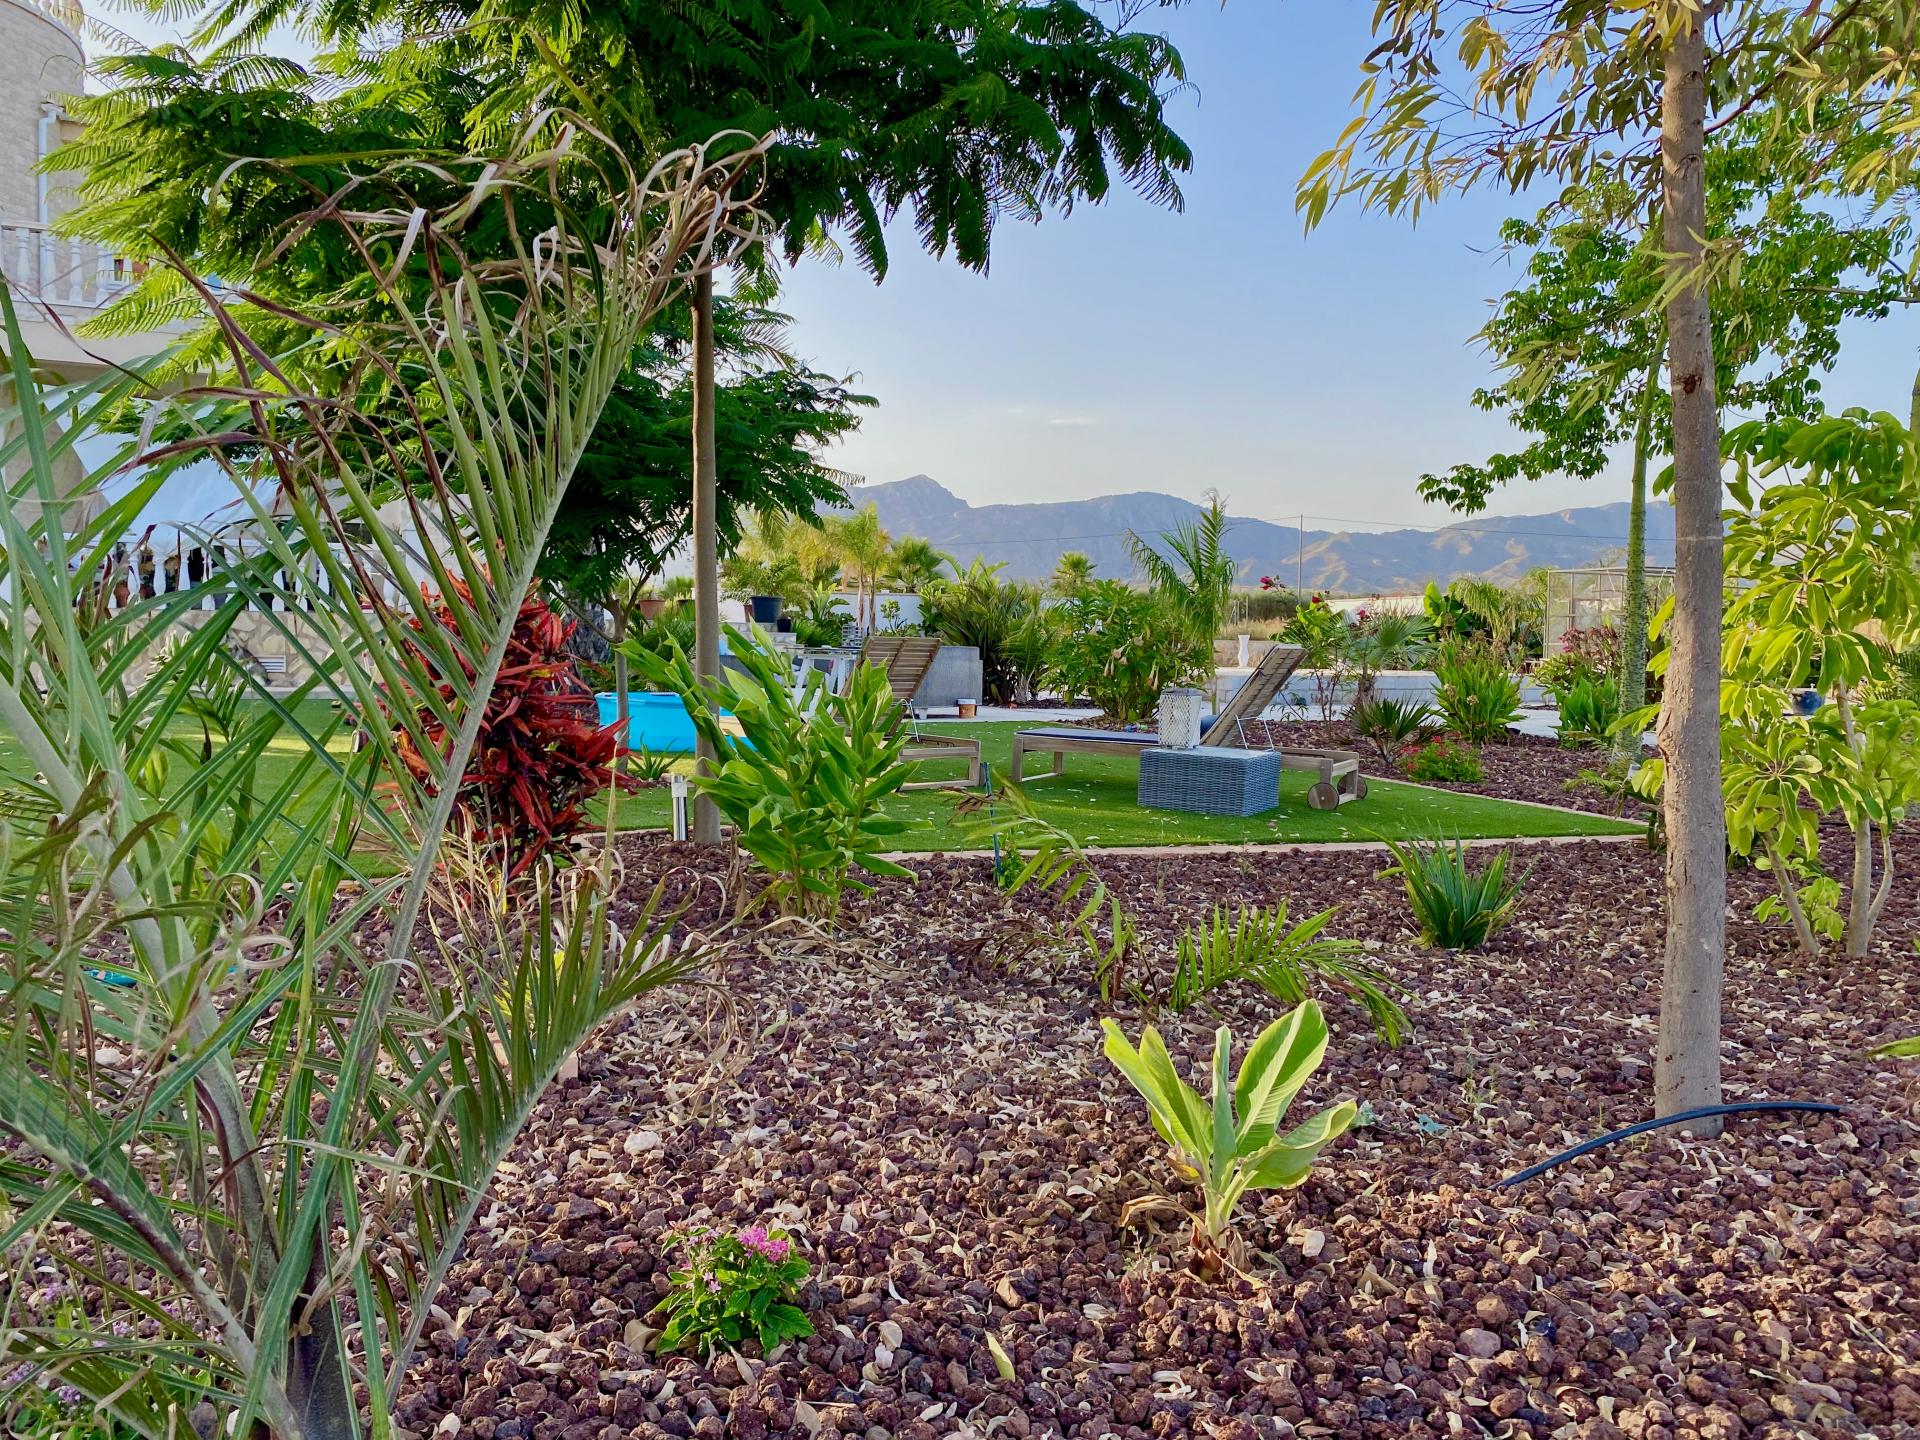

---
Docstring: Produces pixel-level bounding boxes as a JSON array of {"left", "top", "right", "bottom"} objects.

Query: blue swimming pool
[{"left": 595, "top": 692, "right": 710, "bottom": 754}]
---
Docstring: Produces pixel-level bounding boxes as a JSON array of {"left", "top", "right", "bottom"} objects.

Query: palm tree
[
  {"left": 0, "top": 129, "right": 749, "bottom": 1438},
  {"left": 827, "top": 503, "right": 894, "bottom": 631},
  {"left": 1051, "top": 550, "right": 1097, "bottom": 595},
  {"left": 888, "top": 534, "right": 954, "bottom": 593},
  {"left": 1127, "top": 494, "right": 1236, "bottom": 648}
]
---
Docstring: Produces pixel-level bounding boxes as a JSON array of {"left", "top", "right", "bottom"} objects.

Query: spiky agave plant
[{"left": 0, "top": 117, "right": 766, "bottom": 1439}]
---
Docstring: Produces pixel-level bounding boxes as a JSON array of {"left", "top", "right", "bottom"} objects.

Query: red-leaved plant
[{"left": 393, "top": 584, "right": 634, "bottom": 876}]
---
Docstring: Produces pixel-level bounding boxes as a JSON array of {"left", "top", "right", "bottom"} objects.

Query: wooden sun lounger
[
  {"left": 1009, "top": 644, "right": 1366, "bottom": 809},
  {"left": 1205, "top": 643, "right": 1308, "bottom": 745},
  {"left": 843, "top": 635, "right": 981, "bottom": 790}
]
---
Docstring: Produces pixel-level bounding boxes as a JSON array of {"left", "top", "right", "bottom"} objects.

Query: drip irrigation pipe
[{"left": 1493, "top": 1102, "right": 1844, "bottom": 1190}]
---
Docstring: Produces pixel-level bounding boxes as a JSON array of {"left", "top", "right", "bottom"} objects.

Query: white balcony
[
  {"left": 24, "top": 0, "right": 84, "bottom": 41},
  {"left": 1, "top": 220, "right": 135, "bottom": 311}
]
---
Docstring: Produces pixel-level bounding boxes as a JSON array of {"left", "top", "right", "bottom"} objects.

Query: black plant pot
[
  {"left": 749, "top": 595, "right": 783, "bottom": 624},
  {"left": 775, "top": 615, "right": 795, "bottom": 633}
]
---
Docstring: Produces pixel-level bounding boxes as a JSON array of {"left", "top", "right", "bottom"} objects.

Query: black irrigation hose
[{"left": 1493, "top": 1101, "right": 1845, "bottom": 1190}]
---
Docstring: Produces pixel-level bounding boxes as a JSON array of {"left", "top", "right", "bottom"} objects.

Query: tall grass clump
[{"left": 1380, "top": 837, "right": 1525, "bottom": 949}]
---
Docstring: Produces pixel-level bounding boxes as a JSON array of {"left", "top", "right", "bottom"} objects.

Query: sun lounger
[
  {"left": 1010, "top": 644, "right": 1366, "bottom": 809},
  {"left": 826, "top": 635, "right": 982, "bottom": 790}
]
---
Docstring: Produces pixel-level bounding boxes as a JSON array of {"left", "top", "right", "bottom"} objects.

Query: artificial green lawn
[{"left": 0, "top": 712, "right": 1636, "bottom": 852}]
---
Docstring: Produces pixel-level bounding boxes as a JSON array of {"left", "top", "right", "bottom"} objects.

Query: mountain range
[{"left": 837, "top": 475, "right": 1675, "bottom": 594}]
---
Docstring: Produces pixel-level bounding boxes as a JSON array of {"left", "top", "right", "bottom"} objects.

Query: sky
[{"left": 91, "top": 1, "right": 1919, "bottom": 536}]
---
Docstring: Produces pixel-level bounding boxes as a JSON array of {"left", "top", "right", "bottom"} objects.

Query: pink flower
[{"left": 738, "top": 1225, "right": 790, "bottom": 1262}]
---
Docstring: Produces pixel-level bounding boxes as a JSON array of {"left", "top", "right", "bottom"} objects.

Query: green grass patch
[
  {"left": 579, "top": 721, "right": 1635, "bottom": 849},
  {"left": 0, "top": 714, "right": 1637, "bottom": 856}
]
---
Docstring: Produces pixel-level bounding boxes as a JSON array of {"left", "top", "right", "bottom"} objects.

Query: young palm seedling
[{"left": 1102, "top": 1001, "right": 1356, "bottom": 1278}]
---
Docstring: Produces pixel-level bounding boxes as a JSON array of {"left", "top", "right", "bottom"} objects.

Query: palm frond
[
  {"left": 0, "top": 115, "right": 768, "bottom": 1440},
  {"left": 1166, "top": 903, "right": 1407, "bottom": 1045}
]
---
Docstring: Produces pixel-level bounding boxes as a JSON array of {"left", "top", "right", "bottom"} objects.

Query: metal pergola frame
[{"left": 1542, "top": 565, "right": 1675, "bottom": 653}]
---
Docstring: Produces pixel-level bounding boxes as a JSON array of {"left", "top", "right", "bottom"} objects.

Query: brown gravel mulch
[{"left": 405, "top": 836, "right": 1920, "bottom": 1440}]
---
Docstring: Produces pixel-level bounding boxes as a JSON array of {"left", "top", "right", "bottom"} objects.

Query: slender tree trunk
[
  {"left": 1762, "top": 838, "right": 1823, "bottom": 959},
  {"left": 1832, "top": 684, "right": 1878, "bottom": 958},
  {"left": 1654, "top": 11, "right": 1728, "bottom": 1135},
  {"left": 613, "top": 601, "right": 630, "bottom": 778},
  {"left": 1616, "top": 348, "right": 1663, "bottom": 757},
  {"left": 691, "top": 271, "right": 722, "bottom": 845}
]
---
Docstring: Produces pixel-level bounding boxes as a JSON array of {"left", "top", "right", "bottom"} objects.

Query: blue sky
[
  {"left": 98, "top": 1, "right": 1918, "bottom": 533},
  {"left": 776, "top": 3, "right": 1917, "bottom": 528}
]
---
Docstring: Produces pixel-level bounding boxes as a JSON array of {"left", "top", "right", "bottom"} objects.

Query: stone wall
[{"left": 0, "top": 0, "right": 83, "bottom": 229}]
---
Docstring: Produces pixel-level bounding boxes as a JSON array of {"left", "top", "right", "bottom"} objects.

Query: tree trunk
[
  {"left": 1833, "top": 683, "right": 1877, "bottom": 958},
  {"left": 613, "top": 601, "right": 630, "bottom": 778},
  {"left": 1654, "top": 10, "right": 1728, "bottom": 1135},
  {"left": 691, "top": 271, "right": 723, "bottom": 845},
  {"left": 1762, "top": 838, "right": 1823, "bottom": 960},
  {"left": 1615, "top": 348, "right": 1663, "bottom": 757}
]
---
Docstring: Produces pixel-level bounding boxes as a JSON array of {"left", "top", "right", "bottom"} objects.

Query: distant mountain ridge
[{"left": 834, "top": 475, "right": 1674, "bottom": 593}]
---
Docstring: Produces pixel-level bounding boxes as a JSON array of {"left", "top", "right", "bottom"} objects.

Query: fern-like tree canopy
[
  {"left": 68, "top": 0, "right": 1193, "bottom": 605},
  {"left": 157, "top": 0, "right": 1195, "bottom": 279}
]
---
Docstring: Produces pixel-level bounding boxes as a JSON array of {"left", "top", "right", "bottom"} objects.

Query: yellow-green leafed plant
[
  {"left": 1101, "top": 1001, "right": 1356, "bottom": 1276},
  {"left": 631, "top": 626, "right": 913, "bottom": 918}
]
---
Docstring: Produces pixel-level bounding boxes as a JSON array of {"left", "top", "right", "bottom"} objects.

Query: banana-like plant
[
  {"left": 1101, "top": 1001, "right": 1356, "bottom": 1276},
  {"left": 0, "top": 118, "right": 766, "bottom": 1439},
  {"left": 631, "top": 626, "right": 913, "bottom": 918}
]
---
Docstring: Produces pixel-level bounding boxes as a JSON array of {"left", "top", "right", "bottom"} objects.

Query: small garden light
[{"left": 670, "top": 773, "right": 690, "bottom": 841}]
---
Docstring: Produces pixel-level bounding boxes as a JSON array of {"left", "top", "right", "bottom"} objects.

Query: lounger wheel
[
  {"left": 1353, "top": 776, "right": 1368, "bottom": 800},
  {"left": 1308, "top": 781, "right": 1340, "bottom": 811}
]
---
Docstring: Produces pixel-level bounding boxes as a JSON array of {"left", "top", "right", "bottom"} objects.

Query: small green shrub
[
  {"left": 1531, "top": 650, "right": 1595, "bottom": 696},
  {"left": 7, "top": 1383, "right": 119, "bottom": 1440},
  {"left": 1102, "top": 1002, "right": 1357, "bottom": 1273},
  {"left": 1167, "top": 902, "right": 1407, "bottom": 1043},
  {"left": 1049, "top": 580, "right": 1211, "bottom": 721},
  {"left": 1401, "top": 737, "right": 1483, "bottom": 783},
  {"left": 789, "top": 586, "right": 852, "bottom": 647},
  {"left": 959, "top": 781, "right": 1136, "bottom": 1002},
  {"left": 1555, "top": 675, "right": 1620, "bottom": 747},
  {"left": 626, "top": 745, "right": 674, "bottom": 784},
  {"left": 631, "top": 628, "right": 913, "bottom": 917},
  {"left": 1348, "top": 695, "right": 1436, "bottom": 760},
  {"left": 653, "top": 1225, "right": 813, "bottom": 1356},
  {"left": 1381, "top": 838, "right": 1524, "bottom": 949},
  {"left": 1432, "top": 647, "right": 1523, "bottom": 744},
  {"left": 922, "top": 560, "right": 1050, "bottom": 703},
  {"left": 629, "top": 605, "right": 698, "bottom": 661}
]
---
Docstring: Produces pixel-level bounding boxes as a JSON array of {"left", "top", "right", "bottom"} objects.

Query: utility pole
[{"left": 1296, "top": 514, "right": 1305, "bottom": 596}]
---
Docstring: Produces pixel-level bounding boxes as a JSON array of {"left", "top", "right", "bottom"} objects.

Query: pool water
[{"left": 595, "top": 692, "right": 707, "bottom": 754}]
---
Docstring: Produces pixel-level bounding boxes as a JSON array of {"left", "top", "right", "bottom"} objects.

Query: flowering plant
[
  {"left": 652, "top": 1225, "right": 812, "bottom": 1356},
  {"left": 1401, "top": 736, "right": 1483, "bottom": 784}
]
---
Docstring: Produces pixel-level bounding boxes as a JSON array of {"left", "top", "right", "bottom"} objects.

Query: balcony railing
[
  {"left": 26, "top": 0, "right": 84, "bottom": 40},
  {"left": 1, "top": 222, "right": 136, "bottom": 310}
]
